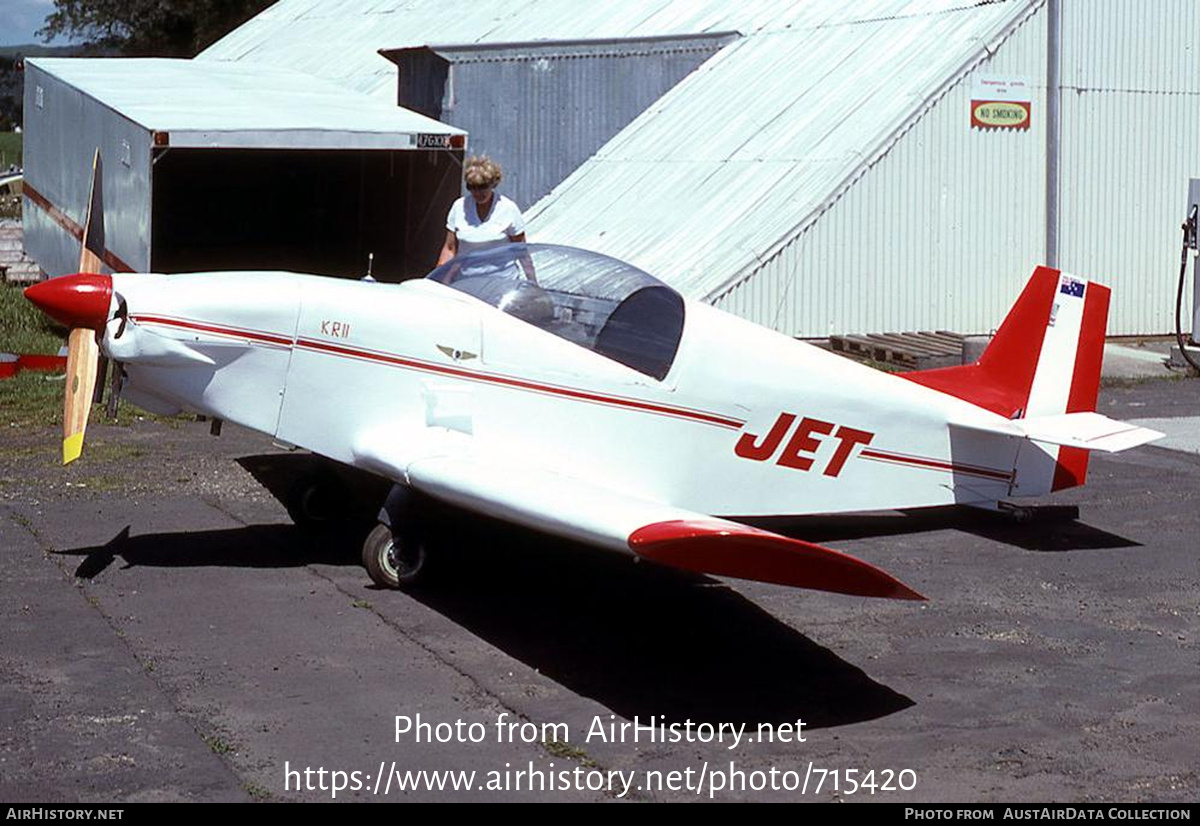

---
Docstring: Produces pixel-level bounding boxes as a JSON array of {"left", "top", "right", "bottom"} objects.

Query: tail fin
[{"left": 904, "top": 266, "right": 1110, "bottom": 490}]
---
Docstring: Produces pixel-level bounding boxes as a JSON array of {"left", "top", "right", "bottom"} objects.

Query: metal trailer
[
  {"left": 23, "top": 58, "right": 467, "bottom": 283},
  {"left": 380, "top": 33, "right": 737, "bottom": 212}
]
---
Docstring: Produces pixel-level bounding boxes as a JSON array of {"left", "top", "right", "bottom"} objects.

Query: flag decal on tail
[{"left": 1060, "top": 276, "right": 1086, "bottom": 298}]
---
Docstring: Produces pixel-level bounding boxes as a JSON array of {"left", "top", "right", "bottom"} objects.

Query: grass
[
  {"left": 1, "top": 281, "right": 67, "bottom": 426},
  {"left": 0, "top": 370, "right": 63, "bottom": 427},
  {"left": 203, "top": 733, "right": 236, "bottom": 755},
  {"left": 67, "top": 473, "right": 127, "bottom": 492},
  {"left": 543, "top": 739, "right": 598, "bottom": 768},
  {"left": 0, "top": 45, "right": 90, "bottom": 59},
  {"left": 8, "top": 511, "right": 42, "bottom": 544},
  {"left": 242, "top": 781, "right": 271, "bottom": 801},
  {"left": 85, "top": 441, "right": 148, "bottom": 461},
  {"left": 0, "top": 131, "right": 20, "bottom": 170},
  {"left": 0, "top": 281, "right": 66, "bottom": 354}
]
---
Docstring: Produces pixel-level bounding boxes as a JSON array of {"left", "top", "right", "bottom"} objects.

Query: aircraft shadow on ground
[
  {"left": 751, "top": 505, "right": 1140, "bottom": 553},
  {"left": 57, "top": 522, "right": 366, "bottom": 580},
  {"left": 234, "top": 453, "right": 392, "bottom": 524},
  {"left": 399, "top": 514, "right": 915, "bottom": 730},
  {"left": 55, "top": 509, "right": 914, "bottom": 730},
  {"left": 54, "top": 454, "right": 1139, "bottom": 727}
]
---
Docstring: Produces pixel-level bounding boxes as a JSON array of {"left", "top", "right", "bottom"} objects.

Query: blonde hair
[{"left": 464, "top": 155, "right": 502, "bottom": 189}]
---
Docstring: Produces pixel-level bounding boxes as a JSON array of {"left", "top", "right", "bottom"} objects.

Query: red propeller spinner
[{"left": 25, "top": 274, "right": 113, "bottom": 331}]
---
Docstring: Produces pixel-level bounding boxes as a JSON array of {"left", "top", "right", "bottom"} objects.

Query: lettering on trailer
[
  {"left": 734, "top": 413, "right": 874, "bottom": 477},
  {"left": 320, "top": 320, "right": 352, "bottom": 338}
]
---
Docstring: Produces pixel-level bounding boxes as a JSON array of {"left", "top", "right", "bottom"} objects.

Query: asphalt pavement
[{"left": 1, "top": 374, "right": 1196, "bottom": 803}]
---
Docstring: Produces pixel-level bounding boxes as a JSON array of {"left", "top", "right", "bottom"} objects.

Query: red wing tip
[
  {"left": 630, "top": 519, "right": 926, "bottom": 601},
  {"left": 889, "top": 583, "right": 928, "bottom": 602}
]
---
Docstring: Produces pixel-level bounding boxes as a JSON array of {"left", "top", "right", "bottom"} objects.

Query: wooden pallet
[
  {"left": 0, "top": 222, "right": 38, "bottom": 283},
  {"left": 829, "top": 330, "right": 964, "bottom": 371}
]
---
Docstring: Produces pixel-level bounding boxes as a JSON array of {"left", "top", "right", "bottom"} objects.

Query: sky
[{"left": 0, "top": 0, "right": 73, "bottom": 47}]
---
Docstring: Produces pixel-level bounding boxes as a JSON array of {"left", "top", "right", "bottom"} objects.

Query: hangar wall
[
  {"left": 23, "top": 61, "right": 154, "bottom": 278},
  {"left": 385, "top": 35, "right": 735, "bottom": 212},
  {"left": 1057, "top": 0, "right": 1200, "bottom": 335},
  {"left": 712, "top": 3, "right": 1048, "bottom": 337},
  {"left": 714, "top": 0, "right": 1199, "bottom": 337}
]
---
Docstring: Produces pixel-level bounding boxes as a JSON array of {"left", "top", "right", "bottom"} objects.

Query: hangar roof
[
  {"left": 199, "top": 0, "right": 1035, "bottom": 297},
  {"left": 526, "top": 2, "right": 1036, "bottom": 299},
  {"left": 29, "top": 58, "right": 464, "bottom": 150}
]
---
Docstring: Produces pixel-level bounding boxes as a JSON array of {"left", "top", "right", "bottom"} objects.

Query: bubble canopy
[{"left": 427, "top": 244, "right": 685, "bottom": 381}]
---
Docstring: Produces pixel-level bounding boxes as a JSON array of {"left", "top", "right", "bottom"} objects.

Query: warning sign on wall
[{"left": 971, "top": 75, "right": 1032, "bottom": 130}]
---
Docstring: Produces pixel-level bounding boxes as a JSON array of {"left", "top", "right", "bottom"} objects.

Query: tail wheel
[{"left": 362, "top": 523, "right": 428, "bottom": 588}]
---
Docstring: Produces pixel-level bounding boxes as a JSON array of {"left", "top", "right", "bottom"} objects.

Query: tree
[
  {"left": 37, "top": 0, "right": 276, "bottom": 58},
  {"left": 0, "top": 57, "right": 20, "bottom": 131}
]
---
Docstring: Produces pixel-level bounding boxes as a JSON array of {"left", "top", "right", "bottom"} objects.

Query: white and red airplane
[{"left": 25, "top": 243, "right": 1162, "bottom": 601}]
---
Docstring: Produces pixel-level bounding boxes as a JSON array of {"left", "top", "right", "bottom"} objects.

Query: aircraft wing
[{"left": 352, "top": 427, "right": 923, "bottom": 600}]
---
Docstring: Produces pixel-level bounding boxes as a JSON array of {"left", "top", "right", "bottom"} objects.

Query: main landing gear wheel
[
  {"left": 286, "top": 474, "right": 343, "bottom": 529},
  {"left": 362, "top": 523, "right": 428, "bottom": 588}
]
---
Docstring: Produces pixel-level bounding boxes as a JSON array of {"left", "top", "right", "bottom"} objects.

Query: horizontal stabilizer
[
  {"left": 952, "top": 412, "right": 1164, "bottom": 453},
  {"left": 1016, "top": 412, "right": 1164, "bottom": 452}
]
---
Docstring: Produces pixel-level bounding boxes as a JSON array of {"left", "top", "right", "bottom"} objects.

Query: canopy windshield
[{"left": 427, "top": 244, "right": 685, "bottom": 380}]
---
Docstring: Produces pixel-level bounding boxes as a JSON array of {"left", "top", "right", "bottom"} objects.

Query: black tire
[
  {"left": 286, "top": 477, "right": 337, "bottom": 529},
  {"left": 362, "top": 523, "right": 428, "bottom": 588}
]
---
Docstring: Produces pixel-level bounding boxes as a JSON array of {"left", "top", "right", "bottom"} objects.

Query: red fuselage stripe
[
  {"left": 859, "top": 448, "right": 1013, "bottom": 482},
  {"left": 124, "top": 314, "right": 743, "bottom": 429},
  {"left": 132, "top": 315, "right": 293, "bottom": 347},
  {"left": 295, "top": 337, "right": 744, "bottom": 429}
]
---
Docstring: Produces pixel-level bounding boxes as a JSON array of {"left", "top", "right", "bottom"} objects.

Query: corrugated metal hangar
[
  {"left": 26, "top": 0, "right": 1200, "bottom": 336},
  {"left": 24, "top": 59, "right": 466, "bottom": 282}
]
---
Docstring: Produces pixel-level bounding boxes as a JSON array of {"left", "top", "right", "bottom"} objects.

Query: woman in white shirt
[{"left": 437, "top": 155, "right": 527, "bottom": 265}]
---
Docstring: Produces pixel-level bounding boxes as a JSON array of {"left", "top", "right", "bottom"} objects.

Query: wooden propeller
[{"left": 62, "top": 149, "right": 106, "bottom": 464}]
